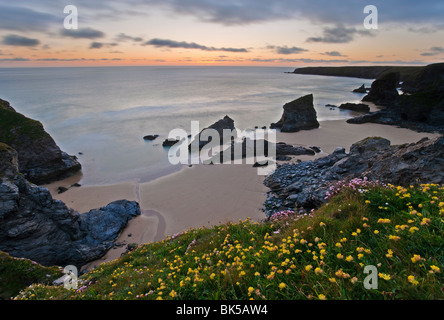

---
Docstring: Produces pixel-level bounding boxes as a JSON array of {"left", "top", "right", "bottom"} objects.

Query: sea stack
[{"left": 270, "top": 94, "right": 320, "bottom": 132}]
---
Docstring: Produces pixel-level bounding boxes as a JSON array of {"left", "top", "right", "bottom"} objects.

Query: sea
[{"left": 0, "top": 66, "right": 372, "bottom": 186}]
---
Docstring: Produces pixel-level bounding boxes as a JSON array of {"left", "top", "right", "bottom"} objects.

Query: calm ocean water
[{"left": 0, "top": 66, "right": 372, "bottom": 185}]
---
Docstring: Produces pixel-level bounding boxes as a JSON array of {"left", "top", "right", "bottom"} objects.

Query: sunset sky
[{"left": 1, "top": 0, "right": 444, "bottom": 67}]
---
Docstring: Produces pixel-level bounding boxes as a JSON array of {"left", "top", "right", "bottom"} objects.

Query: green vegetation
[
  {"left": 8, "top": 181, "right": 444, "bottom": 300},
  {"left": 0, "top": 251, "right": 63, "bottom": 300},
  {"left": 0, "top": 107, "right": 48, "bottom": 147}
]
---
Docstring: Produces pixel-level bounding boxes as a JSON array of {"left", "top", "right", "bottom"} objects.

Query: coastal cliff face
[
  {"left": 0, "top": 99, "right": 81, "bottom": 185},
  {"left": 0, "top": 142, "right": 140, "bottom": 268},
  {"left": 347, "top": 63, "right": 444, "bottom": 133}
]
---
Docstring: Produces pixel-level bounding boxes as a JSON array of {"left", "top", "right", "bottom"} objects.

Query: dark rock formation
[
  {"left": 189, "top": 115, "right": 236, "bottom": 151},
  {"left": 0, "top": 142, "right": 140, "bottom": 268},
  {"left": 214, "top": 139, "right": 316, "bottom": 164},
  {"left": 143, "top": 135, "right": 159, "bottom": 141},
  {"left": 347, "top": 63, "right": 444, "bottom": 133},
  {"left": 0, "top": 99, "right": 81, "bottom": 185},
  {"left": 162, "top": 138, "right": 181, "bottom": 147},
  {"left": 339, "top": 103, "right": 370, "bottom": 113},
  {"left": 270, "top": 94, "right": 320, "bottom": 132},
  {"left": 264, "top": 136, "right": 444, "bottom": 214},
  {"left": 292, "top": 66, "right": 421, "bottom": 81},
  {"left": 352, "top": 84, "right": 368, "bottom": 93},
  {"left": 362, "top": 72, "right": 400, "bottom": 106}
]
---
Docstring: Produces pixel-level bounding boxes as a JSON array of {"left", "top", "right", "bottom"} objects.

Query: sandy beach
[{"left": 44, "top": 119, "right": 441, "bottom": 269}]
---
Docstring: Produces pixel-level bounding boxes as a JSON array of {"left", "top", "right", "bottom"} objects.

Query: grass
[
  {"left": 0, "top": 251, "right": 63, "bottom": 300},
  {"left": 0, "top": 108, "right": 48, "bottom": 147},
  {"left": 9, "top": 180, "right": 444, "bottom": 300}
]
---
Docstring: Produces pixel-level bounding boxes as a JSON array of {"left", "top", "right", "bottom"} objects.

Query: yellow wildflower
[
  {"left": 278, "top": 283, "right": 286, "bottom": 290},
  {"left": 408, "top": 275, "right": 419, "bottom": 286},
  {"left": 318, "top": 294, "right": 327, "bottom": 300},
  {"left": 378, "top": 273, "right": 391, "bottom": 280},
  {"left": 430, "top": 265, "right": 441, "bottom": 273},
  {"left": 411, "top": 254, "right": 423, "bottom": 263}
]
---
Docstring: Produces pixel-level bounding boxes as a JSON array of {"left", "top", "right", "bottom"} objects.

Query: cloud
[
  {"left": 0, "top": 57, "right": 30, "bottom": 62},
  {"left": 143, "top": 38, "right": 248, "bottom": 52},
  {"left": 321, "top": 51, "right": 347, "bottom": 57},
  {"left": 89, "top": 42, "right": 118, "bottom": 49},
  {"left": 307, "top": 25, "right": 373, "bottom": 43},
  {"left": 0, "top": 5, "right": 58, "bottom": 31},
  {"left": 421, "top": 46, "right": 444, "bottom": 56},
  {"left": 114, "top": 33, "right": 144, "bottom": 42},
  {"left": 61, "top": 28, "right": 105, "bottom": 39},
  {"left": 2, "top": 34, "right": 40, "bottom": 47},
  {"left": 268, "top": 45, "right": 308, "bottom": 55},
  {"left": 121, "top": 0, "right": 444, "bottom": 27}
]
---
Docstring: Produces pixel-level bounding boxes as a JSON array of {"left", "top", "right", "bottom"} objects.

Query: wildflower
[
  {"left": 254, "top": 272, "right": 260, "bottom": 277},
  {"left": 328, "top": 278, "right": 336, "bottom": 283},
  {"left": 377, "top": 218, "right": 391, "bottom": 224},
  {"left": 278, "top": 283, "right": 286, "bottom": 290},
  {"left": 409, "top": 227, "right": 419, "bottom": 234},
  {"left": 379, "top": 273, "right": 391, "bottom": 280},
  {"left": 305, "top": 265, "right": 313, "bottom": 272},
  {"left": 411, "top": 254, "right": 423, "bottom": 263},
  {"left": 365, "top": 200, "right": 371, "bottom": 204},
  {"left": 318, "top": 294, "right": 327, "bottom": 300},
  {"left": 169, "top": 290, "right": 177, "bottom": 298},
  {"left": 350, "top": 277, "right": 358, "bottom": 284},
  {"left": 315, "top": 267, "right": 324, "bottom": 275},
  {"left": 408, "top": 275, "right": 419, "bottom": 286},
  {"left": 374, "top": 230, "right": 379, "bottom": 234},
  {"left": 356, "top": 247, "right": 365, "bottom": 253},
  {"left": 335, "top": 242, "right": 342, "bottom": 248},
  {"left": 389, "top": 235, "right": 401, "bottom": 241},
  {"left": 335, "top": 269, "right": 350, "bottom": 279},
  {"left": 345, "top": 255, "right": 354, "bottom": 262},
  {"left": 386, "top": 249, "right": 393, "bottom": 258},
  {"left": 247, "top": 287, "right": 254, "bottom": 296},
  {"left": 420, "top": 218, "right": 431, "bottom": 226},
  {"left": 336, "top": 253, "right": 344, "bottom": 260},
  {"left": 429, "top": 265, "right": 441, "bottom": 273},
  {"left": 319, "top": 222, "right": 326, "bottom": 227}
]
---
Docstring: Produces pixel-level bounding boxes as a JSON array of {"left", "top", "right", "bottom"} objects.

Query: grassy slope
[
  {"left": 0, "top": 107, "right": 48, "bottom": 147},
  {"left": 11, "top": 181, "right": 443, "bottom": 301}
]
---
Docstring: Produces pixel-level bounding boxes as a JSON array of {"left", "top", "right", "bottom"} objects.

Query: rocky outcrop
[
  {"left": 347, "top": 63, "right": 444, "bottom": 133},
  {"left": 270, "top": 94, "right": 320, "bottom": 132},
  {"left": 338, "top": 103, "right": 370, "bottom": 113},
  {"left": 352, "top": 84, "right": 368, "bottom": 93},
  {"left": 362, "top": 72, "right": 400, "bottom": 106},
  {"left": 0, "top": 99, "right": 81, "bottom": 185},
  {"left": 0, "top": 142, "right": 140, "bottom": 268},
  {"left": 263, "top": 136, "right": 444, "bottom": 215},
  {"left": 189, "top": 115, "right": 236, "bottom": 151}
]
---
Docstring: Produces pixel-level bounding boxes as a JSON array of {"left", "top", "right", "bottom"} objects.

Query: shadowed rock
[{"left": 270, "top": 94, "right": 319, "bottom": 132}]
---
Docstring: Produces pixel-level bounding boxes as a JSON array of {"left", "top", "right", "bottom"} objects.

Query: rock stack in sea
[
  {"left": 347, "top": 63, "right": 444, "bottom": 134},
  {"left": 270, "top": 94, "right": 320, "bottom": 132}
]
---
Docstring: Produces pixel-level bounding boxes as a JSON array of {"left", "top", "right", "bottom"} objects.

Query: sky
[{"left": 0, "top": 0, "right": 444, "bottom": 67}]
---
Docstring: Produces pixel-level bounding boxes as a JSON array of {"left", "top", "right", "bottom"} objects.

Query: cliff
[
  {"left": 0, "top": 142, "right": 140, "bottom": 268},
  {"left": 0, "top": 98, "right": 81, "bottom": 185},
  {"left": 292, "top": 65, "right": 422, "bottom": 80}
]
